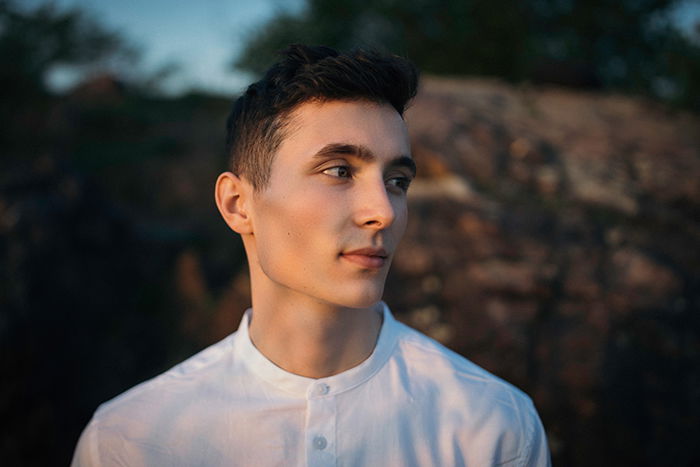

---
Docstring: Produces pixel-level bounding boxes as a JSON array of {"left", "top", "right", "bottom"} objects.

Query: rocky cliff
[{"left": 385, "top": 77, "right": 700, "bottom": 466}]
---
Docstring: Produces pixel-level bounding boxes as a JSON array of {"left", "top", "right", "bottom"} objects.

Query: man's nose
[{"left": 353, "top": 177, "right": 397, "bottom": 230}]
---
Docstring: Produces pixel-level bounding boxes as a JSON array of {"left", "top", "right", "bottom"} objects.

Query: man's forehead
[{"left": 278, "top": 100, "right": 411, "bottom": 160}]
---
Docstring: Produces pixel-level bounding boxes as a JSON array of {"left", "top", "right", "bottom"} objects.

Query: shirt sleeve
[
  {"left": 71, "top": 417, "right": 101, "bottom": 467},
  {"left": 520, "top": 401, "right": 551, "bottom": 467}
]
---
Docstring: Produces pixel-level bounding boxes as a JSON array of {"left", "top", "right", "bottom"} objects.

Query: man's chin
[{"left": 331, "top": 286, "right": 385, "bottom": 310}]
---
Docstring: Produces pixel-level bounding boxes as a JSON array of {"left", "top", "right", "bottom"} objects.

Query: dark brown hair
[{"left": 225, "top": 44, "right": 419, "bottom": 190}]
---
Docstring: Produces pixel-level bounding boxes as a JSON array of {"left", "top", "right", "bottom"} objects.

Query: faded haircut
[{"left": 224, "top": 44, "right": 419, "bottom": 191}]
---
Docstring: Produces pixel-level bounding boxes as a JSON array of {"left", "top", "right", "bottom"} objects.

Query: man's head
[
  {"left": 217, "top": 45, "right": 419, "bottom": 309},
  {"left": 225, "top": 44, "right": 418, "bottom": 190}
]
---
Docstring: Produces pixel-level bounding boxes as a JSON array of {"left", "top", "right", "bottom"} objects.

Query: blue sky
[
  {"left": 23, "top": 0, "right": 305, "bottom": 95},
  {"left": 19, "top": 0, "right": 700, "bottom": 97}
]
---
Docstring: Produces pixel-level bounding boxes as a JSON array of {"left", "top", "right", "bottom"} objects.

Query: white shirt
[{"left": 72, "top": 304, "right": 550, "bottom": 466}]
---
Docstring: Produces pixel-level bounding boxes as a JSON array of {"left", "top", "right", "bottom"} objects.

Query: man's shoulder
[
  {"left": 72, "top": 332, "right": 244, "bottom": 466},
  {"left": 95, "top": 331, "right": 237, "bottom": 420},
  {"left": 392, "top": 319, "right": 536, "bottom": 415},
  {"left": 388, "top": 320, "right": 549, "bottom": 465}
]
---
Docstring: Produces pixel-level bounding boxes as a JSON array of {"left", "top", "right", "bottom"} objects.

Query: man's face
[{"left": 246, "top": 100, "right": 414, "bottom": 309}]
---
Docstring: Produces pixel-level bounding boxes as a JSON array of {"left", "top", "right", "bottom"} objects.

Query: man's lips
[{"left": 340, "top": 247, "right": 389, "bottom": 269}]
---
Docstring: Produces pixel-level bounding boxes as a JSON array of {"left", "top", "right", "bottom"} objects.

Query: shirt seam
[
  {"left": 90, "top": 417, "right": 102, "bottom": 467},
  {"left": 514, "top": 394, "right": 536, "bottom": 467},
  {"left": 97, "top": 335, "right": 234, "bottom": 418},
  {"left": 397, "top": 328, "right": 521, "bottom": 389}
]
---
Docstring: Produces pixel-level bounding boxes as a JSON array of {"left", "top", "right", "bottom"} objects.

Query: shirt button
[
  {"left": 313, "top": 436, "right": 327, "bottom": 450},
  {"left": 316, "top": 383, "right": 329, "bottom": 395}
]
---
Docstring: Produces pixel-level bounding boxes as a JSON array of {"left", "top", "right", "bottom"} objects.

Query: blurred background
[{"left": 1, "top": 0, "right": 699, "bottom": 465}]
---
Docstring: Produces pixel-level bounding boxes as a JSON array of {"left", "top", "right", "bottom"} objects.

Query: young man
[{"left": 72, "top": 45, "right": 550, "bottom": 466}]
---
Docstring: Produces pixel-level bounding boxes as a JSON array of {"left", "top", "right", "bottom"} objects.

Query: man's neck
[{"left": 247, "top": 286, "right": 384, "bottom": 379}]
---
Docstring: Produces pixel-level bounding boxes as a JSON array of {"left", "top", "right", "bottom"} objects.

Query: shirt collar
[{"left": 231, "top": 302, "right": 399, "bottom": 398}]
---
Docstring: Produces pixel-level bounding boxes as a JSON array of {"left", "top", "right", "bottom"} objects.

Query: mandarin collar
[{"left": 231, "top": 302, "right": 399, "bottom": 398}]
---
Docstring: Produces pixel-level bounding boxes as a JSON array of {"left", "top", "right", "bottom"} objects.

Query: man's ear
[{"left": 215, "top": 172, "right": 254, "bottom": 235}]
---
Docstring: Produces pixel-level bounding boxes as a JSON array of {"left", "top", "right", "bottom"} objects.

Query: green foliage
[
  {"left": 656, "top": 24, "right": 700, "bottom": 109},
  {"left": 234, "top": 0, "right": 700, "bottom": 110},
  {"left": 0, "top": 0, "right": 135, "bottom": 95},
  {"left": 0, "top": 0, "right": 139, "bottom": 159}
]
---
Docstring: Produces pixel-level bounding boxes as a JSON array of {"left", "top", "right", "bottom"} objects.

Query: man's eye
[
  {"left": 387, "top": 176, "right": 412, "bottom": 192},
  {"left": 323, "top": 166, "right": 352, "bottom": 178}
]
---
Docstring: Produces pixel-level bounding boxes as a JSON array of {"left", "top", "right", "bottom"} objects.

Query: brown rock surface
[{"left": 381, "top": 77, "right": 700, "bottom": 466}]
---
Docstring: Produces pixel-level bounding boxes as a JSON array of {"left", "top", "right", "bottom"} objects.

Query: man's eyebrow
[
  {"left": 313, "top": 143, "right": 374, "bottom": 161},
  {"left": 313, "top": 143, "right": 416, "bottom": 177}
]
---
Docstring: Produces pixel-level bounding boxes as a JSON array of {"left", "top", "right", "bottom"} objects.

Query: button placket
[{"left": 305, "top": 383, "right": 336, "bottom": 467}]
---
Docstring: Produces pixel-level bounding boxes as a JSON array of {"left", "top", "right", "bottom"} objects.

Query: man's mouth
[{"left": 340, "top": 247, "right": 389, "bottom": 269}]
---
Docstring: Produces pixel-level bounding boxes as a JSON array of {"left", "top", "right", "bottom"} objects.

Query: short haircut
[{"left": 225, "top": 44, "right": 419, "bottom": 190}]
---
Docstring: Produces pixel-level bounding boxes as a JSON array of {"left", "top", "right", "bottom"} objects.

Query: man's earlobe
[{"left": 215, "top": 172, "right": 253, "bottom": 235}]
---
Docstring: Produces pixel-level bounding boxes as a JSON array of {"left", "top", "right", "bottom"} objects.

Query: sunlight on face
[{"left": 247, "top": 100, "right": 414, "bottom": 309}]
